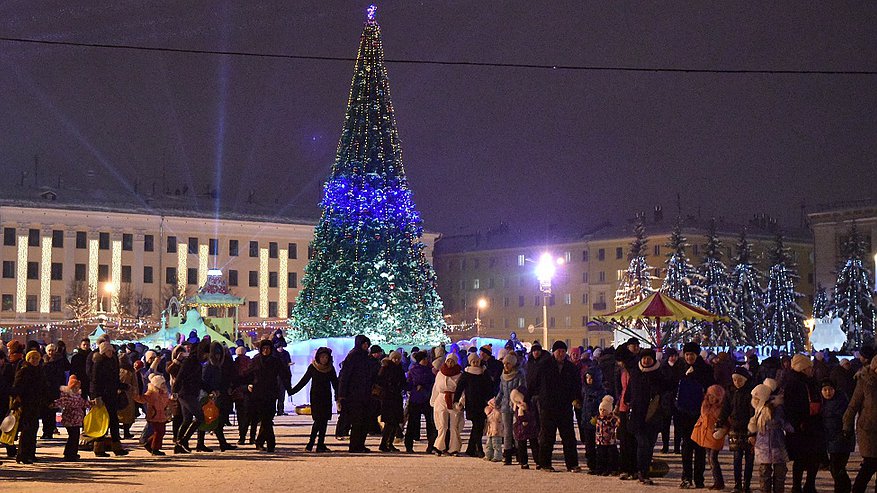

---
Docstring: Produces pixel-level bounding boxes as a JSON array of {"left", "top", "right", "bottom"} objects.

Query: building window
[
  {"left": 249, "top": 241, "right": 259, "bottom": 257},
  {"left": 582, "top": 272, "right": 589, "bottom": 283},
  {"left": 460, "top": 259, "right": 466, "bottom": 271},
  {"left": 269, "top": 272, "right": 278, "bottom": 288},
  {"left": 564, "top": 251, "right": 572, "bottom": 263},
  {"left": 535, "top": 295, "right": 540, "bottom": 306},
  {"left": 228, "top": 270, "right": 238, "bottom": 286},
  {"left": 98, "top": 265, "right": 109, "bottom": 282},
  {"left": 564, "top": 293, "right": 572, "bottom": 304},
  {"left": 143, "top": 266, "right": 153, "bottom": 284},
  {"left": 50, "top": 263, "right": 63, "bottom": 281},
  {"left": 616, "top": 247, "right": 623, "bottom": 259},
  {"left": 503, "top": 297, "right": 510, "bottom": 307},
  {"left": 209, "top": 239, "right": 219, "bottom": 256},
  {"left": 598, "top": 271, "right": 606, "bottom": 283},
  {"left": 229, "top": 240, "right": 239, "bottom": 257},
  {"left": 489, "top": 257, "right": 496, "bottom": 268},
  {"left": 2, "top": 294, "right": 13, "bottom": 311},
  {"left": 121, "top": 265, "right": 132, "bottom": 283},
  {"left": 268, "top": 302, "right": 278, "bottom": 318},
  {"left": 269, "top": 242, "right": 278, "bottom": 259},
  {"left": 75, "top": 263, "right": 86, "bottom": 281},
  {"left": 653, "top": 245, "right": 660, "bottom": 256},
  {"left": 503, "top": 318, "right": 509, "bottom": 329},
  {"left": 288, "top": 272, "right": 297, "bottom": 288},
  {"left": 75, "top": 231, "right": 86, "bottom": 249},
  {"left": 473, "top": 258, "right": 480, "bottom": 269},
  {"left": 518, "top": 296, "right": 524, "bottom": 307},
  {"left": 549, "top": 295, "right": 555, "bottom": 306},
  {"left": 27, "top": 262, "right": 39, "bottom": 280},
  {"left": 549, "top": 316, "right": 556, "bottom": 328},
  {"left": 187, "top": 268, "right": 198, "bottom": 285},
  {"left": 52, "top": 230, "right": 64, "bottom": 248},
  {"left": 248, "top": 301, "right": 258, "bottom": 317},
  {"left": 517, "top": 254, "right": 525, "bottom": 266},
  {"left": 249, "top": 271, "right": 258, "bottom": 287},
  {"left": 26, "top": 295, "right": 37, "bottom": 312},
  {"left": 473, "top": 279, "right": 480, "bottom": 290},
  {"left": 167, "top": 236, "right": 177, "bottom": 253},
  {"left": 50, "top": 296, "right": 62, "bottom": 313},
  {"left": 165, "top": 267, "right": 177, "bottom": 285},
  {"left": 517, "top": 317, "right": 525, "bottom": 329},
  {"left": 487, "top": 278, "right": 494, "bottom": 289},
  {"left": 288, "top": 302, "right": 294, "bottom": 315},
  {"left": 99, "top": 232, "right": 110, "bottom": 250},
  {"left": 597, "top": 248, "right": 605, "bottom": 261},
  {"left": 122, "top": 233, "right": 133, "bottom": 251},
  {"left": 288, "top": 243, "right": 297, "bottom": 259},
  {"left": 582, "top": 293, "right": 589, "bottom": 304},
  {"left": 28, "top": 228, "right": 40, "bottom": 247},
  {"left": 2, "top": 261, "right": 13, "bottom": 278},
  {"left": 188, "top": 237, "right": 198, "bottom": 254},
  {"left": 3, "top": 228, "right": 15, "bottom": 246},
  {"left": 144, "top": 234, "right": 154, "bottom": 252},
  {"left": 564, "top": 316, "right": 571, "bottom": 328},
  {"left": 459, "top": 280, "right": 466, "bottom": 291},
  {"left": 308, "top": 246, "right": 315, "bottom": 259}
]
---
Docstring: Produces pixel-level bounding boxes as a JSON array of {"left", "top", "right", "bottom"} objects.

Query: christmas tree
[
  {"left": 291, "top": 6, "right": 447, "bottom": 346},
  {"left": 813, "top": 283, "right": 831, "bottom": 319},
  {"left": 614, "top": 213, "right": 656, "bottom": 310},
  {"left": 763, "top": 234, "right": 806, "bottom": 351},
  {"left": 729, "top": 229, "right": 765, "bottom": 345},
  {"left": 833, "top": 223, "right": 877, "bottom": 349},
  {"left": 699, "top": 219, "right": 745, "bottom": 346},
  {"left": 662, "top": 218, "right": 705, "bottom": 305}
]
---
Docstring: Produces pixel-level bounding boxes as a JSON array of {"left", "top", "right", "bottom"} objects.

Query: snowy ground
[{"left": 0, "top": 415, "right": 850, "bottom": 492}]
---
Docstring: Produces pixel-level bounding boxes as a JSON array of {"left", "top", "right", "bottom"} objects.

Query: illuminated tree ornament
[
  {"left": 764, "top": 234, "right": 806, "bottom": 351},
  {"left": 833, "top": 223, "right": 877, "bottom": 349},
  {"left": 698, "top": 219, "right": 746, "bottom": 346},
  {"left": 730, "top": 229, "right": 766, "bottom": 345},
  {"left": 367, "top": 4, "right": 377, "bottom": 22}
]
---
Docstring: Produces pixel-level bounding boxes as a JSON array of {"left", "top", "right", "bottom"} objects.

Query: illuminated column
[
  {"left": 15, "top": 233, "right": 27, "bottom": 313},
  {"left": 88, "top": 238, "right": 99, "bottom": 310},
  {"left": 278, "top": 248, "right": 288, "bottom": 318},
  {"left": 198, "top": 244, "right": 209, "bottom": 287},
  {"left": 177, "top": 244, "right": 187, "bottom": 297},
  {"left": 39, "top": 233, "right": 51, "bottom": 313},
  {"left": 259, "top": 247, "right": 268, "bottom": 318},
  {"left": 111, "top": 238, "right": 121, "bottom": 312}
]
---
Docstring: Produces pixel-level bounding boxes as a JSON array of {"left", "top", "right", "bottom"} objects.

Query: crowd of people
[{"left": 2, "top": 332, "right": 877, "bottom": 493}]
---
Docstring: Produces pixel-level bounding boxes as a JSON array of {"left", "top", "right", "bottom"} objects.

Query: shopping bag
[
  {"left": 199, "top": 397, "right": 220, "bottom": 432},
  {"left": 0, "top": 410, "right": 19, "bottom": 445}
]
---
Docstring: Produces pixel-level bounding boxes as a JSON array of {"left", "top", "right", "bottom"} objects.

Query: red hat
[
  {"left": 67, "top": 374, "right": 80, "bottom": 389},
  {"left": 133, "top": 360, "right": 144, "bottom": 371}
]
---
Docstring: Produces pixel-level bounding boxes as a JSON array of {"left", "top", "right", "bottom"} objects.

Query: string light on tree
[
  {"left": 833, "top": 223, "right": 877, "bottom": 349},
  {"left": 764, "top": 234, "right": 806, "bottom": 351}
]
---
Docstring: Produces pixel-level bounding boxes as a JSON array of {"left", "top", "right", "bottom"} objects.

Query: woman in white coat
[{"left": 431, "top": 353, "right": 463, "bottom": 455}]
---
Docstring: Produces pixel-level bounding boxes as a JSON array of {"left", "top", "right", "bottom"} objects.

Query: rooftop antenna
[{"left": 33, "top": 154, "right": 38, "bottom": 187}]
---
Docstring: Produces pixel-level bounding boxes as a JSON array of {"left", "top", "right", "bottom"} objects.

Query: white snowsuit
[{"left": 431, "top": 366, "right": 462, "bottom": 453}]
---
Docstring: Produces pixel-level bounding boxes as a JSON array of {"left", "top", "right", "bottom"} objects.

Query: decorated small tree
[
  {"left": 813, "top": 283, "right": 831, "bottom": 319},
  {"left": 699, "top": 219, "right": 745, "bottom": 346},
  {"left": 764, "top": 234, "right": 806, "bottom": 351},
  {"left": 615, "top": 213, "right": 656, "bottom": 309},
  {"left": 833, "top": 223, "right": 877, "bottom": 349},
  {"left": 729, "top": 230, "right": 766, "bottom": 345},
  {"left": 291, "top": 7, "right": 447, "bottom": 346}
]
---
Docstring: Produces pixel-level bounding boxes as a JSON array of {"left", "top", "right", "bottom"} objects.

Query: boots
[
  {"left": 93, "top": 439, "right": 109, "bottom": 457},
  {"left": 503, "top": 449, "right": 514, "bottom": 465},
  {"left": 110, "top": 441, "right": 129, "bottom": 456},
  {"left": 196, "top": 431, "right": 213, "bottom": 452},
  {"left": 176, "top": 420, "right": 200, "bottom": 453},
  {"left": 217, "top": 429, "right": 236, "bottom": 451}
]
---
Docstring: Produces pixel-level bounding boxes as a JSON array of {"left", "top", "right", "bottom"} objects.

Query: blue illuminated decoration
[{"left": 367, "top": 4, "right": 377, "bottom": 22}]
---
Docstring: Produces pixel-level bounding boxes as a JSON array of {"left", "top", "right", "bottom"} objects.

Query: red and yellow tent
[{"left": 596, "top": 291, "right": 727, "bottom": 348}]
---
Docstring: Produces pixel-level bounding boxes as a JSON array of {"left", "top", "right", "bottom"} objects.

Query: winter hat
[
  {"left": 6, "top": 340, "right": 23, "bottom": 354},
  {"left": 133, "top": 360, "right": 144, "bottom": 371},
  {"left": 369, "top": 345, "right": 383, "bottom": 355},
  {"left": 751, "top": 384, "right": 771, "bottom": 407},
  {"left": 510, "top": 389, "right": 526, "bottom": 411},
  {"left": 531, "top": 341, "right": 543, "bottom": 352},
  {"left": 433, "top": 345, "right": 447, "bottom": 359},
  {"left": 25, "top": 350, "right": 41, "bottom": 366},
  {"left": 625, "top": 337, "right": 640, "bottom": 347},
  {"left": 235, "top": 346, "right": 246, "bottom": 356},
  {"left": 552, "top": 340, "right": 568, "bottom": 352},
  {"left": 354, "top": 334, "right": 371, "bottom": 349},
  {"left": 791, "top": 354, "right": 813, "bottom": 373},
  {"left": 99, "top": 341, "right": 114, "bottom": 357},
  {"left": 732, "top": 366, "right": 752, "bottom": 380},
  {"left": 148, "top": 374, "right": 166, "bottom": 390},
  {"left": 445, "top": 352, "right": 459, "bottom": 365},
  {"left": 467, "top": 353, "right": 480, "bottom": 367},
  {"left": 569, "top": 347, "right": 582, "bottom": 359},
  {"left": 413, "top": 350, "right": 428, "bottom": 363},
  {"left": 388, "top": 350, "right": 402, "bottom": 364},
  {"left": 592, "top": 347, "right": 602, "bottom": 359},
  {"left": 840, "top": 358, "right": 851, "bottom": 368},
  {"left": 763, "top": 378, "right": 778, "bottom": 392},
  {"left": 640, "top": 348, "right": 657, "bottom": 361},
  {"left": 665, "top": 348, "right": 678, "bottom": 357},
  {"left": 259, "top": 339, "right": 274, "bottom": 351},
  {"left": 820, "top": 379, "right": 836, "bottom": 390},
  {"left": 503, "top": 353, "right": 518, "bottom": 367},
  {"left": 480, "top": 345, "right": 492, "bottom": 356},
  {"left": 682, "top": 342, "right": 701, "bottom": 355},
  {"left": 67, "top": 374, "right": 81, "bottom": 390},
  {"left": 598, "top": 395, "right": 615, "bottom": 415},
  {"left": 861, "top": 346, "right": 877, "bottom": 363},
  {"left": 497, "top": 349, "right": 508, "bottom": 361}
]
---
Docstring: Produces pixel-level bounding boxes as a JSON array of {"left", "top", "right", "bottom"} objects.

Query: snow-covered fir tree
[
  {"left": 615, "top": 213, "right": 656, "bottom": 310},
  {"left": 764, "top": 234, "right": 806, "bottom": 351},
  {"left": 730, "top": 230, "right": 765, "bottom": 345},
  {"left": 662, "top": 218, "right": 705, "bottom": 306},
  {"left": 813, "top": 283, "right": 831, "bottom": 319},
  {"left": 699, "top": 219, "right": 745, "bottom": 346},
  {"left": 833, "top": 223, "right": 877, "bottom": 349}
]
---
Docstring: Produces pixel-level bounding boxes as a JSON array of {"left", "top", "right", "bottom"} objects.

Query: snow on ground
[{"left": 0, "top": 415, "right": 850, "bottom": 492}]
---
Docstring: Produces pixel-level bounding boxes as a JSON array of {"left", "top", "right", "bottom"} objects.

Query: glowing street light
[
  {"left": 535, "top": 253, "right": 564, "bottom": 346},
  {"left": 101, "top": 282, "right": 117, "bottom": 313},
  {"left": 476, "top": 298, "right": 488, "bottom": 337}
]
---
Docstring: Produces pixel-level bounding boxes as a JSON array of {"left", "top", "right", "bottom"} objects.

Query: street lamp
[
  {"left": 101, "top": 282, "right": 117, "bottom": 313},
  {"left": 535, "top": 253, "right": 564, "bottom": 346},
  {"left": 476, "top": 298, "right": 488, "bottom": 337}
]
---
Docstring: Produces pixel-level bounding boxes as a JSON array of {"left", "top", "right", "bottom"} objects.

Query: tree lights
[
  {"left": 730, "top": 229, "right": 766, "bottom": 345},
  {"left": 764, "top": 234, "right": 806, "bottom": 351},
  {"left": 833, "top": 223, "right": 876, "bottom": 349}
]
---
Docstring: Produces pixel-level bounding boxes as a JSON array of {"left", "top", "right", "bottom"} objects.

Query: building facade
[
  {"left": 435, "top": 219, "right": 814, "bottom": 349},
  {"left": 808, "top": 200, "right": 877, "bottom": 290},
  {"left": 0, "top": 202, "right": 438, "bottom": 330}
]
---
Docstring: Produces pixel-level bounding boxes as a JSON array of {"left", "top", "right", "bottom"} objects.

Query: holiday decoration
[
  {"left": 813, "top": 283, "right": 831, "bottom": 319},
  {"left": 763, "top": 234, "right": 806, "bottom": 351},
  {"left": 662, "top": 218, "right": 705, "bottom": 306},
  {"left": 699, "top": 219, "right": 745, "bottom": 346},
  {"left": 290, "top": 6, "right": 447, "bottom": 346},
  {"left": 729, "top": 229, "right": 766, "bottom": 345},
  {"left": 615, "top": 213, "right": 656, "bottom": 310},
  {"left": 832, "top": 223, "right": 877, "bottom": 349}
]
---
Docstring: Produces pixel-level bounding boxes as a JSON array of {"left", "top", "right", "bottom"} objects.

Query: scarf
[
  {"left": 464, "top": 365, "right": 483, "bottom": 375},
  {"left": 440, "top": 363, "right": 461, "bottom": 377},
  {"left": 501, "top": 368, "right": 518, "bottom": 381},
  {"left": 312, "top": 360, "right": 333, "bottom": 373},
  {"left": 638, "top": 361, "right": 659, "bottom": 373}
]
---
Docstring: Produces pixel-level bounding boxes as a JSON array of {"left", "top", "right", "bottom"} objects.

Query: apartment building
[{"left": 808, "top": 199, "right": 877, "bottom": 290}]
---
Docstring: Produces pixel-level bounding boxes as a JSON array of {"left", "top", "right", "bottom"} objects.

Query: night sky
[{"left": 0, "top": 2, "right": 874, "bottom": 236}]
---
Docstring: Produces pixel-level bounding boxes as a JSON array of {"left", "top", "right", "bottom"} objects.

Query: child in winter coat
[
  {"left": 693, "top": 384, "right": 727, "bottom": 490},
  {"left": 594, "top": 395, "right": 620, "bottom": 476},
  {"left": 717, "top": 367, "right": 756, "bottom": 493},
  {"left": 820, "top": 379, "right": 855, "bottom": 493},
  {"left": 484, "top": 398, "right": 504, "bottom": 462},
  {"left": 510, "top": 388, "right": 539, "bottom": 469},
  {"left": 748, "top": 383, "right": 792, "bottom": 493},
  {"left": 133, "top": 374, "right": 172, "bottom": 455},
  {"left": 52, "top": 375, "right": 90, "bottom": 461},
  {"left": 581, "top": 370, "right": 605, "bottom": 472}
]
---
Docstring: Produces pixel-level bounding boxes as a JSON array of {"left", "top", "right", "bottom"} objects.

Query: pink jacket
[
  {"left": 53, "top": 391, "right": 90, "bottom": 427},
  {"left": 134, "top": 389, "right": 172, "bottom": 423},
  {"left": 485, "top": 405, "right": 504, "bottom": 437}
]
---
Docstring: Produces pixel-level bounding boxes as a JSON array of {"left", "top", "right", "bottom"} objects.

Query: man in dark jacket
[
  {"left": 677, "top": 341, "right": 715, "bottom": 489},
  {"left": 69, "top": 338, "right": 91, "bottom": 399},
  {"left": 531, "top": 340, "right": 583, "bottom": 472},
  {"left": 41, "top": 343, "right": 69, "bottom": 439},
  {"left": 171, "top": 341, "right": 208, "bottom": 453},
  {"left": 717, "top": 366, "right": 756, "bottom": 493},
  {"left": 785, "top": 354, "right": 821, "bottom": 493},
  {"left": 338, "top": 334, "right": 377, "bottom": 453},
  {"left": 91, "top": 342, "right": 128, "bottom": 456},
  {"left": 404, "top": 350, "right": 436, "bottom": 453},
  {"left": 248, "top": 339, "right": 293, "bottom": 453},
  {"left": 274, "top": 343, "right": 293, "bottom": 416},
  {"left": 626, "top": 348, "right": 670, "bottom": 484},
  {"left": 480, "top": 345, "right": 503, "bottom": 394},
  {"left": 660, "top": 348, "right": 685, "bottom": 454}
]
